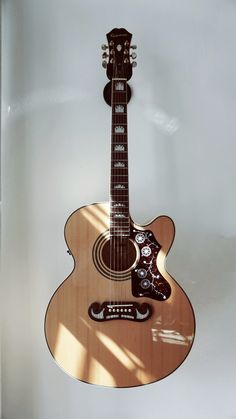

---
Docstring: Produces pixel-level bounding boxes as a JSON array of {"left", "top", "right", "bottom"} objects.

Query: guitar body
[{"left": 45, "top": 202, "right": 195, "bottom": 387}]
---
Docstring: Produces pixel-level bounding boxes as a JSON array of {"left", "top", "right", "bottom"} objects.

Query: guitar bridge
[{"left": 88, "top": 301, "right": 152, "bottom": 322}]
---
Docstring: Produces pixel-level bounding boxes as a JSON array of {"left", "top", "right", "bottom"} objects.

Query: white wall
[{"left": 1, "top": 0, "right": 236, "bottom": 418}]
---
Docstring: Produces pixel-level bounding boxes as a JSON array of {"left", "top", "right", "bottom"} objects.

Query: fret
[
  {"left": 111, "top": 122, "right": 128, "bottom": 126},
  {"left": 110, "top": 222, "right": 129, "bottom": 225},
  {"left": 111, "top": 206, "right": 128, "bottom": 208},
  {"left": 110, "top": 233, "right": 130, "bottom": 235},
  {"left": 112, "top": 141, "right": 127, "bottom": 145},
  {"left": 111, "top": 195, "right": 129, "bottom": 198},
  {"left": 113, "top": 129, "right": 127, "bottom": 137},
  {"left": 111, "top": 209, "right": 128, "bottom": 212},
  {"left": 110, "top": 235, "right": 130, "bottom": 237},
  {"left": 112, "top": 136, "right": 127, "bottom": 138},
  {"left": 111, "top": 173, "right": 128, "bottom": 176},
  {"left": 110, "top": 230, "right": 130, "bottom": 232},
  {"left": 110, "top": 220, "right": 129, "bottom": 223},
  {"left": 111, "top": 189, "right": 129, "bottom": 192},
  {"left": 110, "top": 225, "right": 130, "bottom": 227},
  {"left": 112, "top": 113, "right": 127, "bottom": 117},
  {"left": 111, "top": 171, "right": 128, "bottom": 173},
  {"left": 110, "top": 196, "right": 129, "bottom": 204},
  {"left": 112, "top": 118, "right": 127, "bottom": 123},
  {"left": 111, "top": 212, "right": 129, "bottom": 215},
  {"left": 112, "top": 111, "right": 127, "bottom": 114},
  {"left": 110, "top": 225, "right": 130, "bottom": 228}
]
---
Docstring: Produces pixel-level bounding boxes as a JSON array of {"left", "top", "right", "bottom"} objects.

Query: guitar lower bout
[{"left": 45, "top": 202, "right": 195, "bottom": 388}]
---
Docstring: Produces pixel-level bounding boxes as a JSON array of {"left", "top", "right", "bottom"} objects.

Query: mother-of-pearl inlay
[
  {"left": 114, "top": 213, "right": 126, "bottom": 218},
  {"left": 115, "top": 126, "right": 125, "bottom": 133},
  {"left": 114, "top": 145, "right": 125, "bottom": 151},
  {"left": 113, "top": 203, "right": 125, "bottom": 207},
  {"left": 114, "top": 162, "right": 125, "bottom": 167},
  {"left": 115, "top": 82, "right": 124, "bottom": 91},
  {"left": 115, "top": 105, "right": 124, "bottom": 113}
]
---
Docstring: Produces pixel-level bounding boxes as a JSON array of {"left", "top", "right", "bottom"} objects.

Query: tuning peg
[
  {"left": 131, "top": 45, "right": 137, "bottom": 49},
  {"left": 102, "top": 52, "right": 108, "bottom": 59},
  {"left": 131, "top": 52, "right": 137, "bottom": 59},
  {"left": 102, "top": 60, "right": 107, "bottom": 68},
  {"left": 132, "top": 61, "right": 137, "bottom": 68},
  {"left": 101, "top": 44, "right": 108, "bottom": 50}
]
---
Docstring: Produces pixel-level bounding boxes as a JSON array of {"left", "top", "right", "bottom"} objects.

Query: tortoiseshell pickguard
[{"left": 131, "top": 228, "right": 171, "bottom": 301}]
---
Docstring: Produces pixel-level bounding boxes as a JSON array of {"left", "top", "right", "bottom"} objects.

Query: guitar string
[
  {"left": 117, "top": 64, "right": 121, "bottom": 308},
  {"left": 110, "top": 76, "right": 113, "bottom": 308},
  {"left": 110, "top": 56, "right": 129, "bottom": 311},
  {"left": 117, "top": 64, "right": 121, "bottom": 307},
  {"left": 125, "top": 75, "right": 128, "bottom": 303}
]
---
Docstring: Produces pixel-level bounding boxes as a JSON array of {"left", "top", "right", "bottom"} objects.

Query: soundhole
[
  {"left": 101, "top": 237, "right": 138, "bottom": 272},
  {"left": 92, "top": 232, "right": 139, "bottom": 281}
]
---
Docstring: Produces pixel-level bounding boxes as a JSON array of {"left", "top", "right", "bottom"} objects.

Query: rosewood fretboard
[{"left": 110, "top": 78, "right": 129, "bottom": 237}]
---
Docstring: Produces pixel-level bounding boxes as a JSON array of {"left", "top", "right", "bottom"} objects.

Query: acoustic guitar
[{"left": 45, "top": 28, "right": 195, "bottom": 388}]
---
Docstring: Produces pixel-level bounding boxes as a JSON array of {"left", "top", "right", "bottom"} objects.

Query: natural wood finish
[{"left": 45, "top": 202, "right": 195, "bottom": 387}]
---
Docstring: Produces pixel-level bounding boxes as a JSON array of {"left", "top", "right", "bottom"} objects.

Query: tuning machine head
[
  {"left": 130, "top": 47, "right": 137, "bottom": 68},
  {"left": 101, "top": 45, "right": 109, "bottom": 68}
]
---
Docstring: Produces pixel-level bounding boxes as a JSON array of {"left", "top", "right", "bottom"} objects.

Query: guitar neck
[{"left": 110, "top": 78, "right": 130, "bottom": 237}]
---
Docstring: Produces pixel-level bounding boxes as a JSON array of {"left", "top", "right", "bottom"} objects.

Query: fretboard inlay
[
  {"left": 115, "top": 126, "right": 125, "bottom": 133},
  {"left": 114, "top": 162, "right": 125, "bottom": 168},
  {"left": 115, "top": 82, "right": 124, "bottom": 91},
  {"left": 114, "top": 145, "right": 125, "bottom": 151},
  {"left": 113, "top": 203, "right": 125, "bottom": 207},
  {"left": 115, "top": 105, "right": 124, "bottom": 113}
]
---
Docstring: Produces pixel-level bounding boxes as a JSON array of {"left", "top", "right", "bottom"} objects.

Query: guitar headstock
[{"left": 101, "top": 28, "right": 137, "bottom": 81}]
